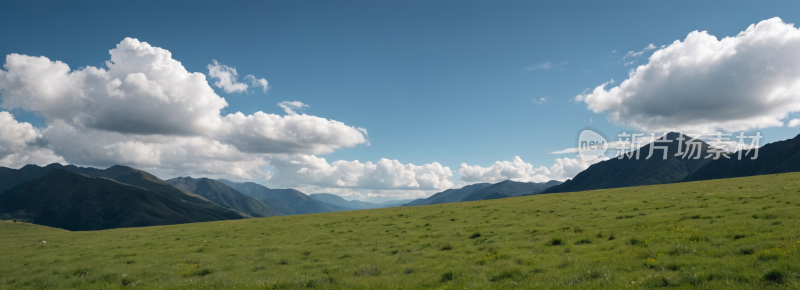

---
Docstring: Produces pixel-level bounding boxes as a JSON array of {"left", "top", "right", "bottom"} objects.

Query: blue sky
[{"left": 2, "top": 1, "right": 800, "bottom": 201}]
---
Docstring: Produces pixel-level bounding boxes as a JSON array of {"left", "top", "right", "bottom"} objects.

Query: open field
[{"left": 2, "top": 173, "right": 800, "bottom": 289}]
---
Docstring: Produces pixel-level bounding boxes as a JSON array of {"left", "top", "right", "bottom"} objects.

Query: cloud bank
[
  {"left": 0, "top": 38, "right": 368, "bottom": 179},
  {"left": 576, "top": 17, "right": 800, "bottom": 132},
  {"left": 458, "top": 155, "right": 607, "bottom": 185}
]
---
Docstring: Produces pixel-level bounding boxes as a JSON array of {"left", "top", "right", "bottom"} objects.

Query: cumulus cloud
[
  {"left": 269, "top": 155, "right": 454, "bottom": 191},
  {"left": 207, "top": 60, "right": 249, "bottom": 93},
  {"left": 277, "top": 101, "right": 309, "bottom": 115},
  {"left": 245, "top": 74, "right": 269, "bottom": 93},
  {"left": 789, "top": 119, "right": 800, "bottom": 128},
  {"left": 0, "top": 38, "right": 367, "bottom": 176},
  {"left": 217, "top": 111, "right": 368, "bottom": 154},
  {"left": 0, "top": 112, "right": 64, "bottom": 168},
  {"left": 576, "top": 18, "right": 800, "bottom": 132},
  {"left": 458, "top": 155, "right": 607, "bottom": 185}
]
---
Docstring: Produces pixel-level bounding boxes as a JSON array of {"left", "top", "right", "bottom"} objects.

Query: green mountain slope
[
  {"left": 166, "top": 177, "right": 280, "bottom": 217},
  {"left": 0, "top": 164, "right": 231, "bottom": 211},
  {"left": 404, "top": 183, "right": 492, "bottom": 206},
  {"left": 218, "top": 179, "right": 335, "bottom": 214},
  {"left": 461, "top": 180, "right": 562, "bottom": 201},
  {"left": 0, "top": 170, "right": 245, "bottom": 231},
  {"left": 261, "top": 199, "right": 296, "bottom": 215}
]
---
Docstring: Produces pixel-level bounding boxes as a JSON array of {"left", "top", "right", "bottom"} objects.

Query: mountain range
[
  {"left": 683, "top": 133, "right": 800, "bottom": 181},
  {"left": 217, "top": 179, "right": 339, "bottom": 214},
  {"left": 308, "top": 193, "right": 413, "bottom": 210},
  {"left": 2, "top": 132, "right": 799, "bottom": 231},
  {"left": 543, "top": 132, "right": 713, "bottom": 194},
  {"left": 403, "top": 180, "right": 563, "bottom": 206},
  {"left": 0, "top": 169, "right": 246, "bottom": 231},
  {"left": 166, "top": 177, "right": 281, "bottom": 217}
]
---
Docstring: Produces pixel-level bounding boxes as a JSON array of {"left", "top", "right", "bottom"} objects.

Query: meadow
[{"left": 1, "top": 172, "right": 799, "bottom": 289}]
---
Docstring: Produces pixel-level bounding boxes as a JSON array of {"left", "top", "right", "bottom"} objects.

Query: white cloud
[
  {"left": 0, "top": 38, "right": 368, "bottom": 176},
  {"left": 577, "top": 18, "right": 800, "bottom": 132},
  {"left": 277, "top": 101, "right": 309, "bottom": 115},
  {"left": 245, "top": 75, "right": 269, "bottom": 93},
  {"left": 526, "top": 61, "right": 568, "bottom": 70},
  {"left": 207, "top": 60, "right": 249, "bottom": 93},
  {"left": 217, "top": 111, "right": 368, "bottom": 154},
  {"left": 622, "top": 43, "right": 656, "bottom": 60},
  {"left": 789, "top": 119, "right": 800, "bottom": 128},
  {"left": 458, "top": 155, "right": 607, "bottom": 185},
  {"left": 269, "top": 155, "right": 454, "bottom": 191},
  {"left": 0, "top": 112, "right": 65, "bottom": 168},
  {"left": 533, "top": 96, "right": 551, "bottom": 104}
]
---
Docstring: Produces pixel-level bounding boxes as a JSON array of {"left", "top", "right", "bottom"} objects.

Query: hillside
[
  {"left": 166, "top": 177, "right": 280, "bottom": 218},
  {"left": 404, "top": 183, "right": 492, "bottom": 206},
  {"left": 544, "top": 132, "right": 713, "bottom": 194},
  {"left": 218, "top": 180, "right": 335, "bottom": 214},
  {"left": 461, "top": 180, "right": 563, "bottom": 201},
  {"left": 684, "top": 133, "right": 800, "bottom": 181},
  {"left": 2, "top": 172, "right": 798, "bottom": 288},
  {"left": 0, "top": 164, "right": 235, "bottom": 214},
  {"left": 0, "top": 170, "right": 246, "bottom": 231}
]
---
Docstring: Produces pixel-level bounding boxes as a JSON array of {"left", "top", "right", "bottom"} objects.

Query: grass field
[{"left": 1, "top": 173, "right": 800, "bottom": 289}]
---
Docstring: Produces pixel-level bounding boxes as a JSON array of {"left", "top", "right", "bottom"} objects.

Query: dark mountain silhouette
[
  {"left": 0, "top": 170, "right": 246, "bottom": 231},
  {"left": 461, "top": 180, "right": 563, "bottom": 201},
  {"left": 217, "top": 179, "right": 335, "bottom": 214},
  {"left": 0, "top": 163, "right": 104, "bottom": 194},
  {"left": 166, "top": 177, "right": 280, "bottom": 217},
  {"left": 543, "top": 132, "right": 713, "bottom": 194},
  {"left": 0, "top": 164, "right": 243, "bottom": 215},
  {"left": 684, "top": 133, "right": 800, "bottom": 181},
  {"left": 403, "top": 183, "right": 492, "bottom": 206}
]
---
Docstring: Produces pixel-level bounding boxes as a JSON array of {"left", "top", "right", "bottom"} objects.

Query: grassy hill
[{"left": 1, "top": 172, "right": 799, "bottom": 289}]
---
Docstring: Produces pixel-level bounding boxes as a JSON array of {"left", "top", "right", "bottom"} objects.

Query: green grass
[{"left": 1, "top": 173, "right": 800, "bottom": 289}]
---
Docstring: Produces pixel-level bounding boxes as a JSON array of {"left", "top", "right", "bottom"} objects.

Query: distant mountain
[
  {"left": 308, "top": 193, "right": 410, "bottom": 210},
  {"left": 404, "top": 183, "right": 492, "bottom": 206},
  {"left": 0, "top": 164, "right": 242, "bottom": 215},
  {"left": 261, "top": 199, "right": 296, "bottom": 215},
  {"left": 461, "top": 180, "right": 563, "bottom": 201},
  {"left": 684, "top": 133, "right": 800, "bottom": 182},
  {"left": 403, "top": 180, "right": 561, "bottom": 206},
  {"left": 543, "top": 132, "right": 713, "bottom": 194},
  {"left": 379, "top": 199, "right": 415, "bottom": 207},
  {"left": 218, "top": 180, "right": 335, "bottom": 214},
  {"left": 0, "top": 170, "right": 246, "bottom": 231},
  {"left": 309, "top": 193, "right": 379, "bottom": 210},
  {"left": 166, "top": 177, "right": 280, "bottom": 217}
]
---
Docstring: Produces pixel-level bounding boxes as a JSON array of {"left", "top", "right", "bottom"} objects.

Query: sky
[{"left": 2, "top": 0, "right": 800, "bottom": 202}]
